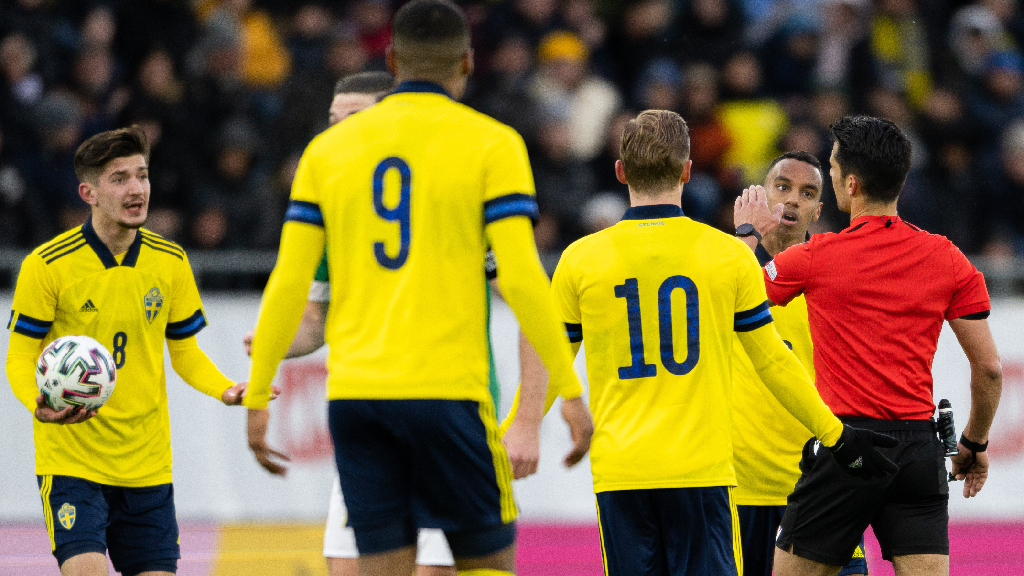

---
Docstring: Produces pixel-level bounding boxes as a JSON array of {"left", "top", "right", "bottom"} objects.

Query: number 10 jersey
[{"left": 551, "top": 205, "right": 782, "bottom": 492}]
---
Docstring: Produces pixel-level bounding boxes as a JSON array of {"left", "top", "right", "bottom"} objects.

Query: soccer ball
[{"left": 36, "top": 335, "right": 117, "bottom": 411}]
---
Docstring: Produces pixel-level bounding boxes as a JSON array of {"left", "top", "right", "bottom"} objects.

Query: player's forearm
[
  {"left": 6, "top": 333, "right": 42, "bottom": 413},
  {"left": 486, "top": 218, "right": 582, "bottom": 398},
  {"left": 247, "top": 222, "right": 326, "bottom": 408},
  {"left": 964, "top": 363, "right": 1001, "bottom": 443},
  {"left": 167, "top": 337, "right": 234, "bottom": 398},
  {"left": 284, "top": 300, "right": 327, "bottom": 359},
  {"left": 738, "top": 326, "right": 843, "bottom": 446}
]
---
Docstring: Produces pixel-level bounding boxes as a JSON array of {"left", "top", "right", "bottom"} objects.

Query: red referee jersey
[{"left": 764, "top": 215, "right": 990, "bottom": 420}]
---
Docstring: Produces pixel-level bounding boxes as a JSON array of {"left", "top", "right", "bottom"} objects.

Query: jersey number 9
[
  {"left": 372, "top": 157, "right": 411, "bottom": 270},
  {"left": 614, "top": 276, "right": 700, "bottom": 379}
]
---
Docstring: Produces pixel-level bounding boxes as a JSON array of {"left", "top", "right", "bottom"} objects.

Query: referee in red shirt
[{"left": 737, "top": 116, "right": 1002, "bottom": 576}]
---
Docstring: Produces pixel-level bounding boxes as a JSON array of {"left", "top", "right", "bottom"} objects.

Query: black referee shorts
[{"left": 776, "top": 418, "right": 949, "bottom": 565}]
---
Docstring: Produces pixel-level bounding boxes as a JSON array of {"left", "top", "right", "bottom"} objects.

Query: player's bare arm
[
  {"left": 502, "top": 331, "right": 546, "bottom": 479},
  {"left": 244, "top": 299, "right": 328, "bottom": 359},
  {"left": 947, "top": 316, "right": 1002, "bottom": 498}
]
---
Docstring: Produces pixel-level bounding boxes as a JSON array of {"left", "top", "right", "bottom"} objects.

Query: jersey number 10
[
  {"left": 615, "top": 276, "right": 699, "bottom": 379},
  {"left": 372, "top": 157, "right": 411, "bottom": 269}
]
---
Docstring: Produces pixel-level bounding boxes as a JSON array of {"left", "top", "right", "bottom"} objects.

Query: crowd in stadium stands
[{"left": 3, "top": 0, "right": 1024, "bottom": 258}]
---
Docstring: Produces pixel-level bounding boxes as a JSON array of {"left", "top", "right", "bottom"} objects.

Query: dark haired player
[
  {"left": 738, "top": 116, "right": 1002, "bottom": 576},
  {"left": 5, "top": 126, "right": 256, "bottom": 576},
  {"left": 732, "top": 152, "right": 867, "bottom": 576},
  {"left": 244, "top": 2, "right": 584, "bottom": 575}
]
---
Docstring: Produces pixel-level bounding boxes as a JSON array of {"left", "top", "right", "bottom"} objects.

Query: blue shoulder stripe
[
  {"left": 285, "top": 200, "right": 325, "bottom": 227},
  {"left": 734, "top": 301, "right": 773, "bottom": 332},
  {"left": 13, "top": 313, "right": 53, "bottom": 338},
  {"left": 166, "top": 309, "right": 208, "bottom": 340},
  {"left": 564, "top": 322, "right": 583, "bottom": 343},
  {"left": 484, "top": 193, "right": 539, "bottom": 224}
]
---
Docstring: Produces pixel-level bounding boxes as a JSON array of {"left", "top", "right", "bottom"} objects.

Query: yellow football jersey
[
  {"left": 552, "top": 205, "right": 778, "bottom": 492},
  {"left": 732, "top": 294, "right": 815, "bottom": 505},
  {"left": 285, "top": 81, "right": 539, "bottom": 402},
  {"left": 8, "top": 222, "right": 218, "bottom": 487}
]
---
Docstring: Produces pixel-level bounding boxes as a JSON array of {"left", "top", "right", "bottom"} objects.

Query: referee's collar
[
  {"left": 846, "top": 214, "right": 902, "bottom": 232},
  {"left": 392, "top": 80, "right": 451, "bottom": 98},
  {"left": 82, "top": 217, "right": 142, "bottom": 269},
  {"left": 621, "top": 204, "right": 684, "bottom": 221}
]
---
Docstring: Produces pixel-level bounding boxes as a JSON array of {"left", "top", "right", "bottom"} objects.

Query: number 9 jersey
[
  {"left": 7, "top": 220, "right": 222, "bottom": 487},
  {"left": 550, "top": 205, "right": 838, "bottom": 492}
]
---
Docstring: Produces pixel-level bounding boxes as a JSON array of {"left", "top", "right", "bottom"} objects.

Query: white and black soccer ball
[{"left": 36, "top": 335, "right": 117, "bottom": 411}]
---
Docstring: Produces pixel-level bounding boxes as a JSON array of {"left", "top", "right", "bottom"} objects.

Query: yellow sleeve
[
  {"left": 246, "top": 148, "right": 326, "bottom": 408},
  {"left": 165, "top": 251, "right": 211, "bottom": 340},
  {"left": 733, "top": 248, "right": 843, "bottom": 446},
  {"left": 483, "top": 127, "right": 535, "bottom": 202},
  {"left": 486, "top": 217, "right": 583, "bottom": 405},
  {"left": 6, "top": 254, "right": 57, "bottom": 413},
  {"left": 167, "top": 337, "right": 235, "bottom": 399}
]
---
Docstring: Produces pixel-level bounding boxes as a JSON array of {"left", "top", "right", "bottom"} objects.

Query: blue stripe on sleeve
[
  {"left": 166, "top": 310, "right": 208, "bottom": 340},
  {"left": 484, "top": 193, "right": 539, "bottom": 224},
  {"left": 734, "top": 301, "right": 773, "bottom": 332},
  {"left": 565, "top": 322, "right": 583, "bottom": 343},
  {"left": 12, "top": 313, "right": 52, "bottom": 338},
  {"left": 284, "top": 200, "right": 325, "bottom": 226}
]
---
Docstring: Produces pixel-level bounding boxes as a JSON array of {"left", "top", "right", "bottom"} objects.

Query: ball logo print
[
  {"left": 58, "top": 503, "right": 76, "bottom": 530},
  {"left": 35, "top": 335, "right": 117, "bottom": 411}
]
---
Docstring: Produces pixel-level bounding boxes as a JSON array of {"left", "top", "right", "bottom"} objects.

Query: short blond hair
[{"left": 619, "top": 110, "right": 690, "bottom": 194}]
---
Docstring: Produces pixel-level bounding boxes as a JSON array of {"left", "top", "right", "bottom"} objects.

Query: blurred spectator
[
  {"left": 814, "top": 0, "right": 874, "bottom": 109},
  {"left": 530, "top": 31, "right": 621, "bottom": 161},
  {"left": 949, "top": 4, "right": 1016, "bottom": 79},
  {"left": 532, "top": 112, "right": 597, "bottom": 251},
  {"left": 588, "top": 109, "right": 633, "bottom": 198},
  {"left": 115, "top": 0, "right": 199, "bottom": 73},
  {"left": 683, "top": 62, "right": 735, "bottom": 192},
  {"left": 965, "top": 50, "right": 1024, "bottom": 139},
  {"left": 760, "top": 14, "right": 820, "bottom": 98},
  {"left": 0, "top": 32, "right": 45, "bottom": 151},
  {"left": 980, "top": 118, "right": 1024, "bottom": 256},
  {"left": 286, "top": 3, "right": 334, "bottom": 76},
  {"left": 20, "top": 91, "right": 88, "bottom": 232},
  {"left": 582, "top": 192, "right": 628, "bottom": 233},
  {"left": 870, "top": 0, "right": 931, "bottom": 108},
  {"left": 126, "top": 117, "right": 196, "bottom": 244},
  {"left": 480, "top": 0, "right": 564, "bottom": 53},
  {"left": 71, "top": 45, "right": 129, "bottom": 136},
  {"left": 677, "top": 0, "right": 747, "bottom": 67},
  {"left": 605, "top": 0, "right": 675, "bottom": 93},
  {"left": 199, "top": 0, "right": 291, "bottom": 90},
  {"left": 0, "top": 126, "right": 49, "bottom": 246},
  {"left": 191, "top": 117, "right": 279, "bottom": 249},
  {"left": 349, "top": 0, "right": 392, "bottom": 64},
  {"left": 467, "top": 35, "right": 542, "bottom": 143},
  {"left": 633, "top": 57, "right": 683, "bottom": 111},
  {"left": 718, "top": 51, "right": 789, "bottom": 184}
]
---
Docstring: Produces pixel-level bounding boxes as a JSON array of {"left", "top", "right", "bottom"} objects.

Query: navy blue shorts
[
  {"left": 738, "top": 504, "right": 868, "bottom": 576},
  {"left": 596, "top": 487, "right": 740, "bottom": 576},
  {"left": 37, "top": 475, "right": 179, "bottom": 576},
  {"left": 328, "top": 399, "right": 516, "bottom": 557}
]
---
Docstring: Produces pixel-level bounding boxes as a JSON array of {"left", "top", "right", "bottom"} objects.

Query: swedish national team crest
[
  {"left": 58, "top": 503, "right": 76, "bottom": 530},
  {"left": 145, "top": 287, "right": 164, "bottom": 324}
]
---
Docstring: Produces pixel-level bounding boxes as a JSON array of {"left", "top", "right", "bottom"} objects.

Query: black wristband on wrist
[
  {"left": 960, "top": 434, "right": 988, "bottom": 453},
  {"left": 735, "top": 223, "right": 762, "bottom": 242}
]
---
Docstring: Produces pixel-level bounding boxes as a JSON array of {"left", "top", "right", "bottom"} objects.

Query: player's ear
[
  {"left": 78, "top": 181, "right": 98, "bottom": 206},
  {"left": 679, "top": 159, "right": 692, "bottom": 185},
  {"left": 385, "top": 45, "right": 397, "bottom": 76},
  {"left": 614, "top": 159, "right": 627, "bottom": 185},
  {"left": 462, "top": 48, "right": 474, "bottom": 77},
  {"left": 812, "top": 201, "right": 822, "bottom": 222}
]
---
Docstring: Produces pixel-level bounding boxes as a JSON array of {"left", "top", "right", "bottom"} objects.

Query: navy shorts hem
[
  {"left": 879, "top": 544, "right": 949, "bottom": 561},
  {"left": 838, "top": 559, "right": 869, "bottom": 576},
  {"left": 120, "top": 557, "right": 178, "bottom": 576},
  {"left": 352, "top": 520, "right": 418, "bottom": 555},
  {"left": 55, "top": 540, "right": 106, "bottom": 567},
  {"left": 446, "top": 522, "right": 516, "bottom": 557}
]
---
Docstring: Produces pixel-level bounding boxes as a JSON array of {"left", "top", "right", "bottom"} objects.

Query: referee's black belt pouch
[{"left": 838, "top": 417, "right": 935, "bottom": 432}]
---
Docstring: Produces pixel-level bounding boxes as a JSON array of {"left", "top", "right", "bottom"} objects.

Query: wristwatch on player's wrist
[
  {"left": 960, "top": 434, "right": 988, "bottom": 453},
  {"left": 735, "top": 223, "right": 762, "bottom": 242}
]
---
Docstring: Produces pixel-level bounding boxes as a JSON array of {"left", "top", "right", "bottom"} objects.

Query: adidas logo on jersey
[{"left": 80, "top": 300, "right": 98, "bottom": 312}]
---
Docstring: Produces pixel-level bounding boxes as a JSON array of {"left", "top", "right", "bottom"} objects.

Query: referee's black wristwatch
[
  {"left": 960, "top": 434, "right": 988, "bottom": 453},
  {"left": 735, "top": 223, "right": 762, "bottom": 242}
]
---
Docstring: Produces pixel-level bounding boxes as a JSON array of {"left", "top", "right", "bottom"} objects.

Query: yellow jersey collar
[
  {"left": 621, "top": 204, "right": 684, "bottom": 221},
  {"left": 82, "top": 217, "right": 142, "bottom": 269},
  {"left": 392, "top": 80, "right": 451, "bottom": 98}
]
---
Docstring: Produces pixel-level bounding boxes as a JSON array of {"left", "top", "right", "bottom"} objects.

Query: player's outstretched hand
[
  {"left": 561, "top": 396, "right": 593, "bottom": 468},
  {"left": 34, "top": 395, "right": 98, "bottom": 425},
  {"left": 734, "top": 185, "right": 783, "bottom": 237},
  {"left": 829, "top": 425, "right": 899, "bottom": 479},
  {"left": 247, "top": 408, "right": 290, "bottom": 476},
  {"left": 951, "top": 442, "right": 989, "bottom": 498},
  {"left": 222, "top": 382, "right": 281, "bottom": 405},
  {"left": 243, "top": 330, "right": 255, "bottom": 356},
  {"left": 503, "top": 420, "right": 540, "bottom": 480}
]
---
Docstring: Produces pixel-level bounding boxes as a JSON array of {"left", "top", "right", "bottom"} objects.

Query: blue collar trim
[
  {"left": 393, "top": 80, "right": 451, "bottom": 97},
  {"left": 621, "top": 204, "right": 684, "bottom": 221}
]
